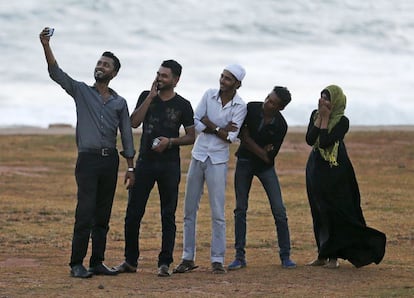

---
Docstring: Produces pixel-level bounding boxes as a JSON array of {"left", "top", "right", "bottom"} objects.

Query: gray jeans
[{"left": 182, "top": 157, "right": 228, "bottom": 264}]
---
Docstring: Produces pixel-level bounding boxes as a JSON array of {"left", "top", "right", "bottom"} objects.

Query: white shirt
[{"left": 192, "top": 88, "right": 247, "bottom": 164}]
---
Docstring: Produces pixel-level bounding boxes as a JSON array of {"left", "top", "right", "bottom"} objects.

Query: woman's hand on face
[
  {"left": 318, "top": 98, "right": 331, "bottom": 108},
  {"left": 318, "top": 98, "right": 324, "bottom": 110},
  {"left": 318, "top": 99, "right": 332, "bottom": 118}
]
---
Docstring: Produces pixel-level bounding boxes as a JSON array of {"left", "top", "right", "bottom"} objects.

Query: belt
[{"left": 80, "top": 148, "right": 117, "bottom": 157}]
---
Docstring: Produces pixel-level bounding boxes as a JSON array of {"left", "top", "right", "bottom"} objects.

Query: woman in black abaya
[{"left": 305, "top": 85, "right": 386, "bottom": 268}]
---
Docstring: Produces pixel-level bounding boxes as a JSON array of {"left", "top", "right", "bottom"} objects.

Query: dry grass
[{"left": 0, "top": 130, "right": 413, "bottom": 297}]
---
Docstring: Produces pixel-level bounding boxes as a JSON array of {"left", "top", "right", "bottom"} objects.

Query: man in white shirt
[{"left": 174, "top": 64, "right": 247, "bottom": 274}]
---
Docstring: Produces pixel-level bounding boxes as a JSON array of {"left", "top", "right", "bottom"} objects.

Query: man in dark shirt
[
  {"left": 227, "top": 86, "right": 297, "bottom": 270},
  {"left": 39, "top": 28, "right": 135, "bottom": 278},
  {"left": 113, "top": 60, "right": 195, "bottom": 277}
]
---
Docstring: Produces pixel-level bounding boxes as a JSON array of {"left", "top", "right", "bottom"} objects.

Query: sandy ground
[{"left": 1, "top": 125, "right": 413, "bottom": 297}]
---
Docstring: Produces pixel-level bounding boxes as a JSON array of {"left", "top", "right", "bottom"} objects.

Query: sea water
[{"left": 0, "top": 0, "right": 413, "bottom": 127}]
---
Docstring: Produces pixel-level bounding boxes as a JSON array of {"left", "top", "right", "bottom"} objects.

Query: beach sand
[{"left": 1, "top": 125, "right": 413, "bottom": 297}]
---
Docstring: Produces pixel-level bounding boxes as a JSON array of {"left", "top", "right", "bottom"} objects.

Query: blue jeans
[
  {"left": 124, "top": 159, "right": 180, "bottom": 267},
  {"left": 182, "top": 157, "right": 227, "bottom": 264},
  {"left": 233, "top": 158, "right": 291, "bottom": 261}
]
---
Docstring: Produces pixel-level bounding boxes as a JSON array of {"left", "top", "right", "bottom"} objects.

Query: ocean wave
[{"left": 0, "top": 0, "right": 413, "bottom": 126}]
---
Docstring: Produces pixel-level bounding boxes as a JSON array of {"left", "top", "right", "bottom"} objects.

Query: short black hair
[
  {"left": 273, "top": 86, "right": 292, "bottom": 108},
  {"left": 161, "top": 59, "right": 182, "bottom": 78},
  {"left": 102, "top": 51, "right": 121, "bottom": 72}
]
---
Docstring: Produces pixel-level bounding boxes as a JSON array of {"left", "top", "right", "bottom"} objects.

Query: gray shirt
[{"left": 48, "top": 63, "right": 135, "bottom": 158}]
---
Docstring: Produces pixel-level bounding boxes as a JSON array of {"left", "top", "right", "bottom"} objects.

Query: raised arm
[
  {"left": 39, "top": 27, "right": 57, "bottom": 67},
  {"left": 130, "top": 78, "right": 158, "bottom": 128}
]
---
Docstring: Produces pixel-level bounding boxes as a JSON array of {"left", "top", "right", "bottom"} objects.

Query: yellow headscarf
[{"left": 313, "top": 85, "right": 347, "bottom": 167}]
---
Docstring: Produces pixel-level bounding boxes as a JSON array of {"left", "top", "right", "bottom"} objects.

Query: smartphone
[
  {"left": 152, "top": 138, "right": 161, "bottom": 149},
  {"left": 45, "top": 27, "right": 54, "bottom": 37}
]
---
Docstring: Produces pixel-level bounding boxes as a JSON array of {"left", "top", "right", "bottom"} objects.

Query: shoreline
[{"left": 0, "top": 124, "right": 413, "bottom": 135}]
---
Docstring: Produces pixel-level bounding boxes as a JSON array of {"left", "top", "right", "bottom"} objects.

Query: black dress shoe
[
  {"left": 112, "top": 261, "right": 137, "bottom": 273},
  {"left": 70, "top": 264, "right": 93, "bottom": 278},
  {"left": 88, "top": 263, "right": 118, "bottom": 275},
  {"left": 157, "top": 264, "right": 170, "bottom": 277}
]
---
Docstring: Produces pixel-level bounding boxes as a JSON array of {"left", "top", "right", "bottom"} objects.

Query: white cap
[{"left": 224, "top": 64, "right": 246, "bottom": 82}]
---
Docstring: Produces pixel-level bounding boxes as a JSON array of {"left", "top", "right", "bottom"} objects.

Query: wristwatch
[{"left": 214, "top": 126, "right": 220, "bottom": 134}]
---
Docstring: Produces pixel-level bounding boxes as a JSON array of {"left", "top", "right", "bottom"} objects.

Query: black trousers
[
  {"left": 70, "top": 152, "right": 119, "bottom": 267},
  {"left": 124, "top": 159, "right": 180, "bottom": 267}
]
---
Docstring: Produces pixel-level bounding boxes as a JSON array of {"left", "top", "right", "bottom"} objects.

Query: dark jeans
[
  {"left": 234, "top": 158, "right": 291, "bottom": 261},
  {"left": 70, "top": 152, "right": 119, "bottom": 267},
  {"left": 124, "top": 159, "right": 180, "bottom": 267}
]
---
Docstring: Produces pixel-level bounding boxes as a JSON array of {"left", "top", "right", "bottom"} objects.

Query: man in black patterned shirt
[{"left": 114, "top": 60, "right": 195, "bottom": 277}]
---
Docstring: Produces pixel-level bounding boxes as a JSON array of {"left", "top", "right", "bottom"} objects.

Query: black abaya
[{"left": 305, "top": 110, "right": 386, "bottom": 268}]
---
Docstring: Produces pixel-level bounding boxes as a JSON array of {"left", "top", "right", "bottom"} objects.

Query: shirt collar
[
  {"left": 212, "top": 90, "right": 244, "bottom": 106},
  {"left": 91, "top": 85, "right": 118, "bottom": 99}
]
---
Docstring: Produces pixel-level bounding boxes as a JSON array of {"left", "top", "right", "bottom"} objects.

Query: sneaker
[
  {"left": 173, "top": 259, "right": 198, "bottom": 273},
  {"left": 281, "top": 259, "right": 297, "bottom": 269},
  {"left": 228, "top": 258, "right": 247, "bottom": 271},
  {"left": 212, "top": 262, "right": 226, "bottom": 274},
  {"left": 306, "top": 258, "right": 328, "bottom": 266},
  {"left": 157, "top": 264, "right": 170, "bottom": 277},
  {"left": 324, "top": 258, "right": 339, "bottom": 269}
]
